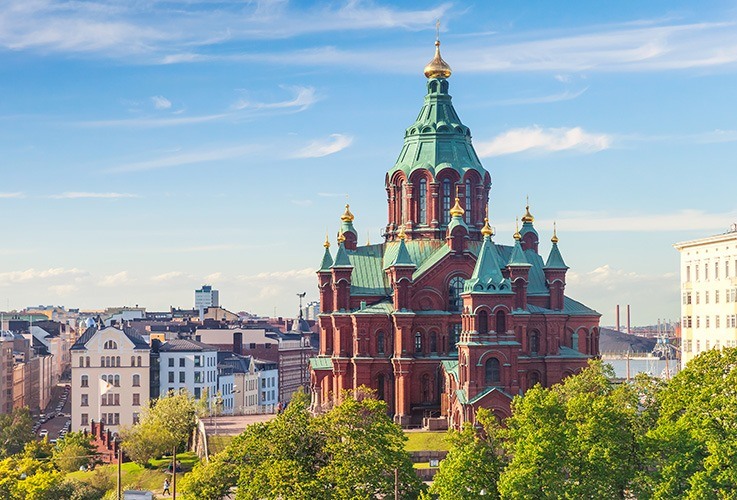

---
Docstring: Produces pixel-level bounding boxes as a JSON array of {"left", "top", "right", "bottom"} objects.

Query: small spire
[
  {"left": 514, "top": 217, "right": 521, "bottom": 241},
  {"left": 397, "top": 225, "right": 406, "bottom": 240},
  {"left": 551, "top": 222, "right": 559, "bottom": 244},
  {"left": 324, "top": 231, "right": 331, "bottom": 249},
  {"left": 521, "top": 196, "right": 534, "bottom": 223},
  {"left": 449, "top": 197, "right": 465, "bottom": 218},
  {"left": 337, "top": 231, "right": 346, "bottom": 244},
  {"left": 341, "top": 204, "right": 355, "bottom": 222},
  {"left": 423, "top": 21, "right": 452, "bottom": 79},
  {"left": 366, "top": 230, "right": 371, "bottom": 246},
  {"left": 481, "top": 217, "right": 493, "bottom": 237}
]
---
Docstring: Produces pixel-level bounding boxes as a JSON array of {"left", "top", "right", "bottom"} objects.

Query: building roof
[
  {"left": 464, "top": 234, "right": 510, "bottom": 294},
  {"left": 217, "top": 351, "right": 254, "bottom": 373},
  {"left": 159, "top": 339, "right": 218, "bottom": 352},
  {"left": 544, "top": 241, "right": 568, "bottom": 270},
  {"left": 71, "top": 326, "right": 149, "bottom": 351}
]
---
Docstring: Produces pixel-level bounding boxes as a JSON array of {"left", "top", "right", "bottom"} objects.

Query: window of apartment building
[
  {"left": 81, "top": 414, "right": 88, "bottom": 426},
  {"left": 261, "top": 391, "right": 266, "bottom": 400},
  {"left": 133, "top": 393, "right": 140, "bottom": 406},
  {"left": 81, "top": 375, "right": 89, "bottom": 387},
  {"left": 715, "top": 261, "right": 720, "bottom": 279},
  {"left": 81, "top": 394, "right": 88, "bottom": 406},
  {"left": 101, "top": 394, "right": 108, "bottom": 406},
  {"left": 716, "top": 290, "right": 720, "bottom": 303},
  {"left": 179, "top": 358, "right": 185, "bottom": 367},
  {"left": 706, "top": 340, "right": 710, "bottom": 350},
  {"left": 696, "top": 340, "right": 701, "bottom": 352},
  {"left": 716, "top": 316, "right": 721, "bottom": 328},
  {"left": 696, "top": 265, "right": 699, "bottom": 281},
  {"left": 194, "top": 387, "right": 201, "bottom": 400},
  {"left": 137, "top": 356, "right": 142, "bottom": 367},
  {"left": 114, "top": 375, "right": 120, "bottom": 387},
  {"left": 705, "top": 263, "right": 709, "bottom": 280},
  {"left": 261, "top": 379, "right": 266, "bottom": 388},
  {"left": 727, "top": 260, "right": 731, "bottom": 277},
  {"left": 179, "top": 372, "right": 186, "bottom": 383},
  {"left": 86, "top": 357, "right": 90, "bottom": 367},
  {"left": 265, "top": 343, "right": 271, "bottom": 349},
  {"left": 249, "top": 343, "right": 256, "bottom": 349},
  {"left": 696, "top": 316, "right": 700, "bottom": 328},
  {"left": 168, "top": 372, "right": 174, "bottom": 383},
  {"left": 104, "top": 340, "right": 117, "bottom": 349},
  {"left": 706, "top": 316, "right": 710, "bottom": 328},
  {"left": 194, "top": 356, "right": 201, "bottom": 367},
  {"left": 705, "top": 291, "right": 710, "bottom": 304},
  {"left": 133, "top": 412, "right": 140, "bottom": 424},
  {"left": 696, "top": 292, "right": 700, "bottom": 304},
  {"left": 686, "top": 265, "right": 691, "bottom": 281},
  {"left": 133, "top": 374, "right": 140, "bottom": 387},
  {"left": 79, "top": 356, "right": 84, "bottom": 367},
  {"left": 168, "top": 358, "right": 174, "bottom": 367},
  {"left": 195, "top": 372, "right": 202, "bottom": 383}
]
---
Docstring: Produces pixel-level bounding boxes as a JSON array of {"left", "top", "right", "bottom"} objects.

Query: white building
[
  {"left": 159, "top": 339, "right": 218, "bottom": 404},
  {"left": 217, "top": 352, "right": 260, "bottom": 415},
  {"left": 195, "top": 285, "right": 219, "bottom": 311},
  {"left": 70, "top": 326, "right": 150, "bottom": 433},
  {"left": 254, "top": 358, "right": 278, "bottom": 407},
  {"left": 674, "top": 225, "right": 737, "bottom": 368}
]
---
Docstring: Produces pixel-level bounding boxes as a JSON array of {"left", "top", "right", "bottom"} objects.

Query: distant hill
[{"left": 599, "top": 328, "right": 656, "bottom": 355}]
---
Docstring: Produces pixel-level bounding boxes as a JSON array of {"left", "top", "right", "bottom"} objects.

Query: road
[{"left": 36, "top": 384, "right": 71, "bottom": 442}]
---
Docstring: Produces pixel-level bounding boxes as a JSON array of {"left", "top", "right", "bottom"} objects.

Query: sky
[{"left": 1, "top": 0, "right": 736, "bottom": 326}]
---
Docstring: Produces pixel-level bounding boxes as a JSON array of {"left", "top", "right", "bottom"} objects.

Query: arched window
[
  {"left": 85, "top": 356, "right": 90, "bottom": 367},
  {"left": 101, "top": 374, "right": 107, "bottom": 384},
  {"left": 430, "top": 331, "right": 437, "bottom": 353},
  {"left": 131, "top": 356, "right": 135, "bottom": 367},
  {"left": 485, "top": 358, "right": 501, "bottom": 384},
  {"left": 418, "top": 178, "right": 427, "bottom": 224},
  {"left": 377, "top": 332, "right": 385, "bottom": 355},
  {"left": 116, "top": 356, "right": 121, "bottom": 367},
  {"left": 465, "top": 179, "right": 473, "bottom": 224},
  {"left": 132, "top": 374, "right": 140, "bottom": 387},
  {"left": 448, "top": 276, "right": 465, "bottom": 312},
  {"left": 101, "top": 356, "right": 105, "bottom": 367},
  {"left": 529, "top": 371, "right": 540, "bottom": 389},
  {"left": 478, "top": 311, "right": 488, "bottom": 335},
  {"left": 398, "top": 181, "right": 405, "bottom": 224},
  {"left": 450, "top": 324, "right": 462, "bottom": 352},
  {"left": 81, "top": 375, "right": 88, "bottom": 388},
  {"left": 78, "top": 356, "right": 84, "bottom": 368},
  {"left": 137, "top": 356, "right": 142, "bottom": 367},
  {"left": 377, "top": 374, "right": 385, "bottom": 401},
  {"left": 529, "top": 331, "right": 540, "bottom": 354},
  {"left": 496, "top": 311, "right": 506, "bottom": 334},
  {"left": 422, "top": 374, "right": 432, "bottom": 403},
  {"left": 104, "top": 340, "right": 117, "bottom": 349},
  {"left": 114, "top": 375, "right": 120, "bottom": 387},
  {"left": 414, "top": 332, "right": 423, "bottom": 354},
  {"left": 441, "top": 179, "right": 451, "bottom": 224}
]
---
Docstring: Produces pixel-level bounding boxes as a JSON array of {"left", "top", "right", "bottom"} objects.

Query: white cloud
[
  {"left": 291, "top": 134, "right": 353, "bottom": 159},
  {"left": 48, "top": 284, "right": 79, "bottom": 296},
  {"left": 50, "top": 192, "right": 139, "bottom": 199},
  {"left": 0, "top": 267, "right": 88, "bottom": 285},
  {"left": 476, "top": 126, "right": 611, "bottom": 157},
  {"left": 99, "top": 271, "right": 133, "bottom": 287},
  {"left": 0, "top": 192, "right": 25, "bottom": 198},
  {"left": 151, "top": 95, "right": 172, "bottom": 109},
  {"left": 151, "top": 271, "right": 191, "bottom": 283},
  {"left": 105, "top": 145, "right": 259, "bottom": 173},
  {"left": 231, "top": 86, "right": 317, "bottom": 112}
]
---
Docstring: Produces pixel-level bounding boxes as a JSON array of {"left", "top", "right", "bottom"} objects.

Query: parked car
[{"left": 39, "top": 429, "right": 48, "bottom": 438}]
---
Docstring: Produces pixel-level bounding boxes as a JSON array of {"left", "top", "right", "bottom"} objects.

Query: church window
[
  {"left": 529, "top": 331, "right": 540, "bottom": 354},
  {"left": 414, "top": 332, "right": 423, "bottom": 354},
  {"left": 399, "top": 181, "right": 406, "bottom": 224},
  {"left": 377, "top": 374, "right": 385, "bottom": 401},
  {"left": 441, "top": 179, "right": 451, "bottom": 224},
  {"left": 485, "top": 358, "right": 501, "bottom": 384},
  {"left": 430, "top": 331, "right": 437, "bottom": 353},
  {"left": 478, "top": 311, "right": 488, "bottom": 335},
  {"left": 377, "top": 331, "right": 385, "bottom": 355},
  {"left": 496, "top": 311, "right": 506, "bottom": 334},
  {"left": 422, "top": 374, "right": 432, "bottom": 403},
  {"left": 448, "top": 277, "right": 465, "bottom": 312},
  {"left": 450, "top": 324, "right": 462, "bottom": 352},
  {"left": 418, "top": 178, "right": 427, "bottom": 224},
  {"left": 465, "top": 179, "right": 473, "bottom": 224},
  {"left": 528, "top": 371, "right": 540, "bottom": 389}
]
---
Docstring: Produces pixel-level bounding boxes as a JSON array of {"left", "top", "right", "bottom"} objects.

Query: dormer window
[{"left": 104, "top": 340, "right": 117, "bottom": 350}]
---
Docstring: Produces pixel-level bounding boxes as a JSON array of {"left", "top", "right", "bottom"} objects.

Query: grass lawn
[
  {"left": 67, "top": 451, "right": 199, "bottom": 495},
  {"left": 208, "top": 434, "right": 235, "bottom": 455},
  {"left": 404, "top": 431, "right": 450, "bottom": 452}
]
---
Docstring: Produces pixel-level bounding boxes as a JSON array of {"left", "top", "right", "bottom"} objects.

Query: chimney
[{"left": 616, "top": 304, "right": 620, "bottom": 332}]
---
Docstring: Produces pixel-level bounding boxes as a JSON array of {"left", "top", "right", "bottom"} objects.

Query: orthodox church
[{"left": 309, "top": 39, "right": 600, "bottom": 428}]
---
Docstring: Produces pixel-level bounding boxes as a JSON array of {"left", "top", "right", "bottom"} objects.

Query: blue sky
[{"left": 1, "top": 0, "right": 736, "bottom": 326}]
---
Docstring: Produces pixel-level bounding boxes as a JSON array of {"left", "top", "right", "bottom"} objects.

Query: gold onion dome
[
  {"left": 424, "top": 40, "right": 452, "bottom": 79},
  {"left": 337, "top": 231, "right": 346, "bottom": 244},
  {"left": 397, "top": 225, "right": 407, "bottom": 240},
  {"left": 551, "top": 222, "right": 559, "bottom": 244},
  {"left": 481, "top": 218, "right": 494, "bottom": 237},
  {"left": 341, "top": 204, "right": 355, "bottom": 222},
  {"left": 521, "top": 203, "right": 534, "bottom": 223},
  {"left": 449, "top": 197, "right": 465, "bottom": 218},
  {"left": 324, "top": 232, "right": 331, "bottom": 248},
  {"left": 514, "top": 218, "right": 521, "bottom": 240}
]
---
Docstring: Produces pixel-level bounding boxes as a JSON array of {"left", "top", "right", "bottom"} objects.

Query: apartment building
[
  {"left": 70, "top": 326, "right": 150, "bottom": 433},
  {"left": 674, "top": 225, "right": 737, "bottom": 367},
  {"left": 158, "top": 339, "right": 218, "bottom": 404}
]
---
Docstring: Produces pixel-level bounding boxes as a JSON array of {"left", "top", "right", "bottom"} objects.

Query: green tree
[
  {"left": 646, "top": 347, "right": 737, "bottom": 499},
  {"left": 52, "top": 431, "right": 97, "bottom": 472},
  {"left": 0, "top": 454, "right": 64, "bottom": 500},
  {"left": 315, "top": 387, "right": 422, "bottom": 500},
  {"left": 121, "top": 391, "right": 197, "bottom": 464},
  {"left": 0, "top": 407, "right": 34, "bottom": 458},
  {"left": 180, "top": 451, "right": 237, "bottom": 500},
  {"left": 430, "top": 408, "right": 505, "bottom": 499},
  {"left": 499, "top": 360, "right": 644, "bottom": 499}
]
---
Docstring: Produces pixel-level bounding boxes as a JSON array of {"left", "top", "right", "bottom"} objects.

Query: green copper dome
[{"left": 389, "top": 77, "right": 486, "bottom": 181}]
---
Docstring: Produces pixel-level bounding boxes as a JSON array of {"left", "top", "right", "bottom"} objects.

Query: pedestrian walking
[{"left": 163, "top": 478, "right": 170, "bottom": 495}]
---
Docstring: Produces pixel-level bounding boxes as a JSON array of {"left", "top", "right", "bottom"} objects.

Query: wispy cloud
[
  {"left": 0, "top": 267, "right": 89, "bottom": 285},
  {"left": 490, "top": 87, "right": 589, "bottom": 106},
  {"left": 317, "top": 192, "right": 349, "bottom": 198},
  {"left": 104, "top": 145, "right": 259, "bottom": 173},
  {"left": 99, "top": 271, "right": 133, "bottom": 287},
  {"left": 50, "top": 192, "right": 139, "bottom": 199},
  {"left": 291, "top": 199, "right": 314, "bottom": 207},
  {"left": 291, "top": 134, "right": 353, "bottom": 158},
  {"left": 231, "top": 86, "right": 317, "bottom": 112},
  {"left": 0, "top": 192, "right": 25, "bottom": 198},
  {"left": 151, "top": 95, "right": 172, "bottom": 110},
  {"left": 476, "top": 126, "right": 611, "bottom": 157},
  {"left": 151, "top": 271, "right": 192, "bottom": 284}
]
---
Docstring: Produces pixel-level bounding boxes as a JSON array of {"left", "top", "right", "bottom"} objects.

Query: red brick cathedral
[{"left": 309, "top": 40, "right": 600, "bottom": 428}]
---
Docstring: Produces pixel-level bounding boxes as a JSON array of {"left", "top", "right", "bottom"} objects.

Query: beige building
[
  {"left": 71, "top": 326, "right": 150, "bottom": 433},
  {"left": 674, "top": 225, "right": 737, "bottom": 368}
]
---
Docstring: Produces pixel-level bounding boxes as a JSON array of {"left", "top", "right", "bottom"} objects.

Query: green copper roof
[
  {"left": 309, "top": 357, "right": 333, "bottom": 370},
  {"left": 388, "top": 78, "right": 486, "bottom": 181},
  {"left": 332, "top": 243, "right": 352, "bottom": 268},
  {"left": 544, "top": 242, "right": 568, "bottom": 269},
  {"left": 526, "top": 296, "right": 600, "bottom": 316},
  {"left": 442, "top": 360, "right": 459, "bottom": 382},
  {"left": 319, "top": 247, "right": 333, "bottom": 271},
  {"left": 390, "top": 238, "right": 415, "bottom": 267},
  {"left": 351, "top": 300, "right": 394, "bottom": 315},
  {"left": 508, "top": 240, "right": 531, "bottom": 267},
  {"left": 464, "top": 235, "right": 511, "bottom": 294},
  {"left": 519, "top": 220, "right": 538, "bottom": 238},
  {"left": 340, "top": 219, "right": 357, "bottom": 237},
  {"left": 446, "top": 214, "right": 468, "bottom": 234}
]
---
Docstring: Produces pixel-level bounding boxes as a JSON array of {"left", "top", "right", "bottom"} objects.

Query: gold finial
[
  {"left": 397, "top": 225, "right": 406, "bottom": 240},
  {"left": 341, "top": 204, "right": 355, "bottom": 222},
  {"left": 521, "top": 196, "right": 534, "bottom": 223},
  {"left": 514, "top": 217, "right": 521, "bottom": 241},
  {"left": 551, "top": 222, "right": 559, "bottom": 244},
  {"left": 481, "top": 217, "right": 493, "bottom": 237},
  {"left": 366, "top": 230, "right": 371, "bottom": 246},
  {"left": 324, "top": 231, "right": 330, "bottom": 249},
  {"left": 449, "top": 197, "right": 465, "bottom": 218},
  {"left": 423, "top": 21, "right": 452, "bottom": 79},
  {"left": 337, "top": 231, "right": 346, "bottom": 244}
]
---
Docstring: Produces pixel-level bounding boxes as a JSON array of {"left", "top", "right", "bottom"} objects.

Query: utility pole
[
  {"left": 394, "top": 468, "right": 399, "bottom": 500},
  {"left": 117, "top": 447, "right": 122, "bottom": 500},
  {"left": 172, "top": 445, "right": 177, "bottom": 499}
]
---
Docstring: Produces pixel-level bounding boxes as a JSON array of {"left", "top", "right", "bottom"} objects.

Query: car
[
  {"left": 49, "top": 439, "right": 57, "bottom": 444},
  {"left": 39, "top": 429, "right": 48, "bottom": 438}
]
